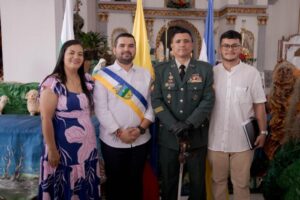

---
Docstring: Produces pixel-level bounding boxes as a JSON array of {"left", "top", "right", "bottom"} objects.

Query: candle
[
  {"left": 166, "top": 48, "right": 169, "bottom": 61},
  {"left": 165, "top": 20, "right": 168, "bottom": 61}
]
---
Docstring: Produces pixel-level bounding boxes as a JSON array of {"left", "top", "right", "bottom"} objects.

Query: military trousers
[{"left": 159, "top": 145, "right": 207, "bottom": 200}]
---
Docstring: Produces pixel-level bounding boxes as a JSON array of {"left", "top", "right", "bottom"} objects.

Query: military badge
[
  {"left": 166, "top": 72, "right": 175, "bottom": 88},
  {"left": 154, "top": 106, "right": 164, "bottom": 113},
  {"left": 168, "top": 72, "right": 174, "bottom": 80},
  {"left": 151, "top": 83, "right": 155, "bottom": 91},
  {"left": 189, "top": 73, "right": 202, "bottom": 83},
  {"left": 192, "top": 94, "right": 198, "bottom": 101},
  {"left": 167, "top": 93, "right": 172, "bottom": 99}
]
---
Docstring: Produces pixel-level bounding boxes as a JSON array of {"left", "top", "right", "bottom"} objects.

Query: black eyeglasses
[{"left": 221, "top": 43, "right": 241, "bottom": 50}]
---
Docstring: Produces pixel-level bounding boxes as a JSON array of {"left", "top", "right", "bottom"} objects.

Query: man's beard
[
  {"left": 118, "top": 57, "right": 133, "bottom": 65},
  {"left": 117, "top": 53, "right": 134, "bottom": 64}
]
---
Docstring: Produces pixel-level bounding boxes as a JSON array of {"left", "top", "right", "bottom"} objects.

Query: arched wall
[{"left": 155, "top": 20, "right": 202, "bottom": 60}]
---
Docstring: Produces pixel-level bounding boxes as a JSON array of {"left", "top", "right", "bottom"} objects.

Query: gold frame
[{"left": 277, "top": 34, "right": 300, "bottom": 62}]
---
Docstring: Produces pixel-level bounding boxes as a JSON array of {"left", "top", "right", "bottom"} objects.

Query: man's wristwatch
[
  {"left": 137, "top": 125, "right": 146, "bottom": 135},
  {"left": 260, "top": 130, "right": 268, "bottom": 136}
]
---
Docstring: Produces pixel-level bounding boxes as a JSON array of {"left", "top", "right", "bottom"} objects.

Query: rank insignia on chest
[
  {"left": 165, "top": 72, "right": 175, "bottom": 88},
  {"left": 114, "top": 84, "right": 132, "bottom": 99},
  {"left": 192, "top": 94, "right": 198, "bottom": 100},
  {"left": 189, "top": 73, "right": 202, "bottom": 83}
]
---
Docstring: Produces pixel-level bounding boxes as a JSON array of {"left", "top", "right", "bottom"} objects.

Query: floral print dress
[{"left": 38, "top": 75, "right": 101, "bottom": 200}]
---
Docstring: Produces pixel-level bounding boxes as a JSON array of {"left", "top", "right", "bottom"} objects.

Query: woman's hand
[{"left": 48, "top": 148, "right": 60, "bottom": 168}]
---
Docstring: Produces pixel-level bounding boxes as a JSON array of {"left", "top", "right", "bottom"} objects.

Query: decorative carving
[
  {"left": 155, "top": 20, "right": 202, "bottom": 60},
  {"left": 226, "top": 15, "right": 237, "bottom": 25},
  {"left": 98, "top": 3, "right": 266, "bottom": 19},
  {"left": 257, "top": 16, "right": 268, "bottom": 25},
  {"left": 99, "top": 12, "right": 109, "bottom": 22},
  {"left": 146, "top": 18, "right": 154, "bottom": 27},
  {"left": 99, "top": 3, "right": 136, "bottom": 12},
  {"left": 146, "top": 18, "right": 154, "bottom": 46},
  {"left": 217, "top": 7, "right": 266, "bottom": 17}
]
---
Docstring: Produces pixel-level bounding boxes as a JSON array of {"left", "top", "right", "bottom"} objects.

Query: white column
[{"left": 256, "top": 16, "right": 268, "bottom": 72}]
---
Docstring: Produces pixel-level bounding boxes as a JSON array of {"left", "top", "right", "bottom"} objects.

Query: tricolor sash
[
  {"left": 93, "top": 68, "right": 148, "bottom": 120},
  {"left": 102, "top": 68, "right": 148, "bottom": 109}
]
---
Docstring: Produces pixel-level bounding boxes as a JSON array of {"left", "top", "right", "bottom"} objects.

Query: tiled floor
[{"left": 180, "top": 193, "right": 264, "bottom": 200}]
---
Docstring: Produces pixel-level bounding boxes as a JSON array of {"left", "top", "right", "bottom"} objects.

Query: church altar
[{"left": 0, "top": 114, "right": 100, "bottom": 199}]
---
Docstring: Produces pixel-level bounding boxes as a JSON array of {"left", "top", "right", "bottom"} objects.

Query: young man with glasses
[{"left": 207, "top": 30, "right": 267, "bottom": 200}]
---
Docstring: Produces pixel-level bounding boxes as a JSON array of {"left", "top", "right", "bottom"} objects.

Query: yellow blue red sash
[
  {"left": 102, "top": 68, "right": 148, "bottom": 109},
  {"left": 93, "top": 68, "right": 147, "bottom": 120}
]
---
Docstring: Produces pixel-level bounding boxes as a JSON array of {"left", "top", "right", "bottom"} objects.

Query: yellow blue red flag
[{"left": 132, "top": 0, "right": 155, "bottom": 79}]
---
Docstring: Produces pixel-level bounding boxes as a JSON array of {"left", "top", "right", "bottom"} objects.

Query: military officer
[{"left": 151, "top": 27, "right": 215, "bottom": 200}]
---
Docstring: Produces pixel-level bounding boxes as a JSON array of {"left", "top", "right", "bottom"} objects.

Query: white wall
[
  {"left": 256, "top": 0, "right": 268, "bottom": 6},
  {"left": 264, "top": 0, "right": 300, "bottom": 70},
  {"left": 0, "top": 0, "right": 63, "bottom": 82},
  {"left": 1, "top": 0, "right": 300, "bottom": 83},
  {"left": 107, "top": 13, "right": 133, "bottom": 46},
  {"left": 142, "top": 0, "right": 164, "bottom": 8}
]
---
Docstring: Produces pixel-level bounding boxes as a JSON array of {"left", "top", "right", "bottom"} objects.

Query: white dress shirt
[
  {"left": 208, "top": 62, "right": 266, "bottom": 152},
  {"left": 93, "top": 62, "right": 155, "bottom": 148},
  {"left": 175, "top": 59, "right": 190, "bottom": 72}
]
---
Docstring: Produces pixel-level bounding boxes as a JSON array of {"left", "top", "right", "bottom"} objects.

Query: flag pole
[
  {"left": 61, "top": 0, "right": 75, "bottom": 45},
  {"left": 165, "top": 20, "right": 169, "bottom": 61}
]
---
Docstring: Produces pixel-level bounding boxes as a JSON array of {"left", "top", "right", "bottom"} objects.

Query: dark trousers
[
  {"left": 101, "top": 141, "right": 149, "bottom": 200},
  {"left": 159, "top": 145, "right": 207, "bottom": 200}
]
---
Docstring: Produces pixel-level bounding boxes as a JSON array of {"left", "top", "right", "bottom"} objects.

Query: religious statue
[{"left": 156, "top": 41, "right": 165, "bottom": 62}]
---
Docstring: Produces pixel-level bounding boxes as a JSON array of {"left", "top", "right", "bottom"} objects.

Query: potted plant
[{"left": 77, "top": 31, "right": 111, "bottom": 73}]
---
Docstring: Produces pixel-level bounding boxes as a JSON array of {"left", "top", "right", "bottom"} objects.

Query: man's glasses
[{"left": 221, "top": 43, "right": 241, "bottom": 50}]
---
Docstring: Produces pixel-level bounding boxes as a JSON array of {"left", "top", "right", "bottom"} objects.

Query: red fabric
[
  {"left": 143, "top": 161, "right": 160, "bottom": 200},
  {"left": 178, "top": 0, "right": 185, "bottom": 6}
]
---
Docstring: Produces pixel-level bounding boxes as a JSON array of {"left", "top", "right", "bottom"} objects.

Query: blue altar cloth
[
  {"left": 0, "top": 115, "right": 42, "bottom": 176},
  {"left": 0, "top": 115, "right": 100, "bottom": 177}
]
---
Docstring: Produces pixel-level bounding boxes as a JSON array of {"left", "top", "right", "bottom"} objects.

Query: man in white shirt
[
  {"left": 93, "top": 33, "right": 154, "bottom": 200},
  {"left": 208, "top": 30, "right": 267, "bottom": 200}
]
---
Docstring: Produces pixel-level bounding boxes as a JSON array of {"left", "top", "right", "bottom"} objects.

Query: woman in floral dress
[{"left": 38, "top": 40, "right": 101, "bottom": 199}]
